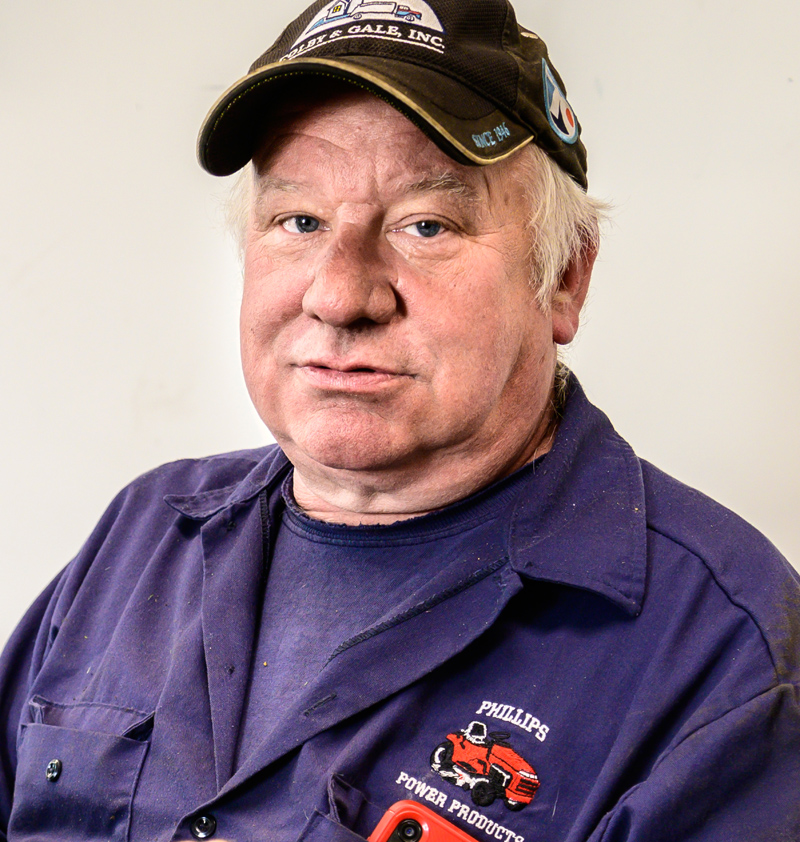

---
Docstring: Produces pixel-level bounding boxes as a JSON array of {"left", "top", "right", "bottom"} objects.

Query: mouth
[
  {"left": 297, "top": 361, "right": 409, "bottom": 391},
  {"left": 313, "top": 364, "right": 389, "bottom": 374}
]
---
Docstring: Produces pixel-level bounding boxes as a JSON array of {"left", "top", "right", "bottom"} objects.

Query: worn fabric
[
  {"left": 236, "top": 467, "right": 532, "bottom": 766},
  {"left": 1, "top": 378, "right": 798, "bottom": 842}
]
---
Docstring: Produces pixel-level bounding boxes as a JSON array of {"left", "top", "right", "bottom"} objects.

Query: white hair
[
  {"left": 512, "top": 142, "right": 609, "bottom": 309},
  {"left": 224, "top": 166, "right": 252, "bottom": 259},
  {"left": 225, "top": 141, "right": 610, "bottom": 311}
]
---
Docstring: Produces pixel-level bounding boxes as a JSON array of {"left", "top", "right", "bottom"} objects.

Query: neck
[{"left": 290, "top": 403, "right": 559, "bottom": 526}]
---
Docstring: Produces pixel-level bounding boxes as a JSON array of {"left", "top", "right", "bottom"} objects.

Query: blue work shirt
[{"left": 1, "top": 377, "right": 798, "bottom": 841}]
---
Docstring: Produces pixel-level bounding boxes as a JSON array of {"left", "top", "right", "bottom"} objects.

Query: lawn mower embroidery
[{"left": 430, "top": 721, "right": 540, "bottom": 812}]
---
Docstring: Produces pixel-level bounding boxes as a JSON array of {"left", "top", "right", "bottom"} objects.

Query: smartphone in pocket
[{"left": 368, "top": 800, "right": 480, "bottom": 842}]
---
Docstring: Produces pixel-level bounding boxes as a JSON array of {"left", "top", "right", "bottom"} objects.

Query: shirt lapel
[
  {"left": 218, "top": 553, "right": 524, "bottom": 797},
  {"left": 199, "top": 497, "right": 267, "bottom": 790}
]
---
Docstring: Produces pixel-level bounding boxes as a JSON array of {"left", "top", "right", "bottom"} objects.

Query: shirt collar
[
  {"left": 508, "top": 375, "right": 647, "bottom": 616},
  {"left": 163, "top": 448, "right": 291, "bottom": 520}
]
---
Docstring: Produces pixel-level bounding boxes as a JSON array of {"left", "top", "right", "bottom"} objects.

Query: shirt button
[
  {"left": 45, "top": 759, "right": 62, "bottom": 782},
  {"left": 190, "top": 814, "right": 217, "bottom": 839}
]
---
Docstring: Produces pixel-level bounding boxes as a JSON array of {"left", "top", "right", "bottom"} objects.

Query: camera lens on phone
[{"left": 397, "top": 819, "right": 423, "bottom": 842}]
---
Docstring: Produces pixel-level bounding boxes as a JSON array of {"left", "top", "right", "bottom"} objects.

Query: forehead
[{"left": 251, "top": 83, "right": 521, "bottom": 204}]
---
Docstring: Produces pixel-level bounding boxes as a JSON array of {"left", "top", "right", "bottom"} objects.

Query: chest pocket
[
  {"left": 8, "top": 696, "right": 153, "bottom": 841},
  {"left": 295, "top": 776, "right": 387, "bottom": 842}
]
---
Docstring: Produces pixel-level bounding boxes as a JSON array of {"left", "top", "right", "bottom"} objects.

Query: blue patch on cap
[{"left": 543, "top": 60, "right": 579, "bottom": 145}]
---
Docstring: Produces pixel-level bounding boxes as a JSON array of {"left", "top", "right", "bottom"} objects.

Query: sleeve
[
  {"left": 0, "top": 570, "right": 67, "bottom": 835},
  {"left": 0, "top": 478, "right": 138, "bottom": 836},
  {"left": 593, "top": 683, "right": 800, "bottom": 841}
]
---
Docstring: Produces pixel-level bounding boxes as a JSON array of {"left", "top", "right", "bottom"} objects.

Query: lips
[
  {"left": 300, "top": 354, "right": 403, "bottom": 375},
  {"left": 296, "top": 359, "right": 409, "bottom": 391},
  {"left": 309, "top": 362, "right": 392, "bottom": 375}
]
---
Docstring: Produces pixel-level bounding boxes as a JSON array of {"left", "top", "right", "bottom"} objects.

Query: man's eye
[
  {"left": 405, "top": 220, "right": 443, "bottom": 239},
  {"left": 282, "top": 215, "right": 321, "bottom": 234}
]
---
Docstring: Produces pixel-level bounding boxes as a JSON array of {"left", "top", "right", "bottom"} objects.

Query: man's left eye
[
  {"left": 404, "top": 220, "right": 443, "bottom": 238},
  {"left": 282, "top": 215, "right": 321, "bottom": 234}
]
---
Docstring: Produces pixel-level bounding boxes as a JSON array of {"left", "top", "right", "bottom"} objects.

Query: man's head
[{"left": 198, "top": 0, "right": 605, "bottom": 522}]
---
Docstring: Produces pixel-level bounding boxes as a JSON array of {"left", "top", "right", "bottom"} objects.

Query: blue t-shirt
[{"left": 235, "top": 466, "right": 535, "bottom": 766}]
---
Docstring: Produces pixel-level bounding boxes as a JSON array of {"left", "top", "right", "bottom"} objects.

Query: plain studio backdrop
[{"left": 1, "top": 1, "right": 798, "bottom": 644}]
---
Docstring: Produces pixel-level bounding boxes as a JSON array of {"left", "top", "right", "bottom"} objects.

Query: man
[{"left": 1, "top": 0, "right": 798, "bottom": 840}]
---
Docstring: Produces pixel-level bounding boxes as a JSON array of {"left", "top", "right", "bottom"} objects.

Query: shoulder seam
[
  {"left": 598, "top": 681, "right": 795, "bottom": 841},
  {"left": 649, "top": 680, "right": 794, "bottom": 778},
  {"left": 647, "top": 522, "right": 780, "bottom": 680}
]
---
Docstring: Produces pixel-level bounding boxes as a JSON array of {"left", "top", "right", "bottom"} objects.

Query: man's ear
[{"left": 551, "top": 244, "right": 598, "bottom": 345}]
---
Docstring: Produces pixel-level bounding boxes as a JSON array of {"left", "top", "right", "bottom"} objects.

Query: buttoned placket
[
  {"left": 167, "top": 485, "right": 528, "bottom": 839},
  {"left": 216, "top": 551, "right": 525, "bottom": 801}
]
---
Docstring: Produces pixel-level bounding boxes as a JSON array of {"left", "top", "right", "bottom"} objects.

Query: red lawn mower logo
[{"left": 430, "top": 721, "right": 540, "bottom": 812}]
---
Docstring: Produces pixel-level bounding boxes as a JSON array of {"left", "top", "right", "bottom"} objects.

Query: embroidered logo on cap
[
  {"left": 429, "top": 720, "right": 540, "bottom": 812},
  {"left": 284, "top": 0, "right": 446, "bottom": 59},
  {"left": 543, "top": 59, "right": 579, "bottom": 145}
]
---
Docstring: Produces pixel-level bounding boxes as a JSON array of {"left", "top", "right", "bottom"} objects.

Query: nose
[{"left": 302, "top": 223, "right": 398, "bottom": 327}]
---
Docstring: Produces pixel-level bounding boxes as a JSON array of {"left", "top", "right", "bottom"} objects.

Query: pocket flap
[
  {"left": 29, "top": 695, "right": 153, "bottom": 737},
  {"left": 9, "top": 722, "right": 149, "bottom": 841}
]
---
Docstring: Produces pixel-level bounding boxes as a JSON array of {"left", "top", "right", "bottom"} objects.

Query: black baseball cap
[{"left": 198, "top": 0, "right": 588, "bottom": 189}]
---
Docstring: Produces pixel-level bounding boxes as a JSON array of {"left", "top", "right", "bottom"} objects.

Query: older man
[{"left": 1, "top": 1, "right": 798, "bottom": 840}]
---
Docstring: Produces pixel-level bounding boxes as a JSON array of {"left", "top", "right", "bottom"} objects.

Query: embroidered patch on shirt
[
  {"left": 393, "top": 769, "right": 527, "bottom": 842},
  {"left": 429, "top": 720, "right": 540, "bottom": 812}
]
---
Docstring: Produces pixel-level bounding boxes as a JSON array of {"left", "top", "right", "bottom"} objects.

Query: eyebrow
[
  {"left": 255, "top": 174, "right": 300, "bottom": 194},
  {"left": 403, "top": 172, "right": 479, "bottom": 202},
  {"left": 253, "top": 171, "right": 481, "bottom": 206}
]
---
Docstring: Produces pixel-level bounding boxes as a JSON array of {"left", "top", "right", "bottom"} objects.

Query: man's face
[{"left": 241, "top": 88, "right": 561, "bottom": 494}]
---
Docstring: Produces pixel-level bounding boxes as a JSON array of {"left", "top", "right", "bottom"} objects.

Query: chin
[
  {"left": 287, "top": 413, "right": 417, "bottom": 473},
  {"left": 299, "top": 436, "right": 406, "bottom": 473}
]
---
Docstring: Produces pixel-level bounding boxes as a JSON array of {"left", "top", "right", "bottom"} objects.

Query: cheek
[
  {"left": 435, "top": 284, "right": 551, "bottom": 407},
  {"left": 239, "top": 267, "right": 301, "bottom": 412},
  {"left": 411, "top": 306, "right": 514, "bottom": 414},
  {"left": 241, "top": 249, "right": 305, "bottom": 344},
  {"left": 238, "top": 285, "right": 299, "bottom": 436},
  {"left": 239, "top": 280, "right": 269, "bottom": 377},
  {"left": 425, "top": 267, "right": 535, "bottom": 361}
]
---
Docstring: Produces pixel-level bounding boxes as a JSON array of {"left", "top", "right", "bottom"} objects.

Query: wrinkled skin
[{"left": 241, "top": 86, "right": 594, "bottom": 523}]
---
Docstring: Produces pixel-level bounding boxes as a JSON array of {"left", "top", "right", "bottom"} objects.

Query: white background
[{"left": 1, "top": 0, "right": 798, "bottom": 644}]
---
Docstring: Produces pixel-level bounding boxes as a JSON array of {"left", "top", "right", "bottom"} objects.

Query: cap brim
[{"left": 198, "top": 56, "right": 534, "bottom": 176}]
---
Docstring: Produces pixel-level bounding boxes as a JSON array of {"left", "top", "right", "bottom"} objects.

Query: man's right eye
[{"left": 282, "top": 215, "right": 321, "bottom": 234}]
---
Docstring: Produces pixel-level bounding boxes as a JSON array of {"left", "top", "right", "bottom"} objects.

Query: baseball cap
[{"left": 198, "top": 0, "right": 588, "bottom": 189}]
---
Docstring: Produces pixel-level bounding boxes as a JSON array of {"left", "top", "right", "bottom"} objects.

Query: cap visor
[{"left": 198, "top": 56, "right": 533, "bottom": 175}]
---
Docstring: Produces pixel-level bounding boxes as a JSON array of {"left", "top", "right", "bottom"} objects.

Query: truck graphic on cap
[
  {"left": 430, "top": 721, "right": 540, "bottom": 812},
  {"left": 319, "top": 1, "right": 423, "bottom": 24}
]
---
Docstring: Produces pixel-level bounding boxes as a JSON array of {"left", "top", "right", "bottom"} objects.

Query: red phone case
[{"left": 368, "top": 800, "right": 480, "bottom": 842}]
